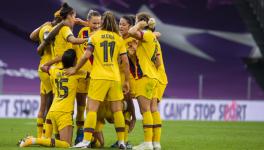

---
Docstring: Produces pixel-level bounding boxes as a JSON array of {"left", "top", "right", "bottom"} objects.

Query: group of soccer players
[{"left": 18, "top": 2, "right": 167, "bottom": 150}]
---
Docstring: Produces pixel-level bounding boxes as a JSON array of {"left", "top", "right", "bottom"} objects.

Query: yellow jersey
[
  {"left": 121, "top": 37, "right": 138, "bottom": 79},
  {"left": 136, "top": 30, "right": 159, "bottom": 79},
  {"left": 38, "top": 24, "right": 52, "bottom": 71},
  {"left": 88, "top": 30, "right": 127, "bottom": 81},
  {"left": 76, "top": 27, "right": 94, "bottom": 73},
  {"left": 49, "top": 67, "right": 87, "bottom": 112},
  {"left": 157, "top": 41, "right": 168, "bottom": 85},
  {"left": 53, "top": 26, "right": 74, "bottom": 68}
]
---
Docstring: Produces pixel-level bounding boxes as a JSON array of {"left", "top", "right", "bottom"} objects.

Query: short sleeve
[
  {"left": 142, "top": 30, "right": 152, "bottom": 42},
  {"left": 87, "top": 36, "right": 95, "bottom": 52},
  {"left": 61, "top": 26, "right": 73, "bottom": 41},
  {"left": 119, "top": 39, "right": 127, "bottom": 55}
]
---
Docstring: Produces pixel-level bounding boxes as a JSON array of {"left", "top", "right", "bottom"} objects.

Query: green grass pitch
[{"left": 0, "top": 119, "right": 264, "bottom": 150}]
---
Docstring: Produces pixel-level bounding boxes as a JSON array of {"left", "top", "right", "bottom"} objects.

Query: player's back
[
  {"left": 49, "top": 67, "right": 86, "bottom": 113},
  {"left": 136, "top": 29, "right": 159, "bottom": 80},
  {"left": 53, "top": 26, "right": 73, "bottom": 67},
  {"left": 157, "top": 41, "right": 168, "bottom": 85},
  {"left": 89, "top": 30, "right": 126, "bottom": 81}
]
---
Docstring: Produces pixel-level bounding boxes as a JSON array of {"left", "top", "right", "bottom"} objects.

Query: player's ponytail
[
  {"left": 60, "top": 3, "right": 74, "bottom": 20},
  {"left": 101, "top": 11, "right": 119, "bottom": 34}
]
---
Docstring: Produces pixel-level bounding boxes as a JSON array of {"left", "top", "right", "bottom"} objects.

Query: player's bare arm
[
  {"left": 120, "top": 54, "right": 130, "bottom": 94},
  {"left": 65, "top": 46, "right": 92, "bottom": 75},
  {"left": 67, "top": 35, "right": 86, "bottom": 44},
  {"left": 40, "top": 56, "right": 62, "bottom": 73},
  {"left": 37, "top": 22, "right": 65, "bottom": 55},
  {"left": 126, "top": 99, "right": 136, "bottom": 132},
  {"left": 30, "top": 22, "right": 51, "bottom": 42},
  {"left": 75, "top": 18, "right": 89, "bottom": 27},
  {"left": 128, "top": 21, "right": 147, "bottom": 40}
]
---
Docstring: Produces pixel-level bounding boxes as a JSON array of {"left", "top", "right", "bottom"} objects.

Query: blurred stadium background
[{"left": 1, "top": 0, "right": 264, "bottom": 149}]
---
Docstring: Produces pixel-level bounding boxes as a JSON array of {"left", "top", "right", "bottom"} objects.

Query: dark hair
[
  {"left": 62, "top": 49, "right": 76, "bottom": 68},
  {"left": 136, "top": 12, "right": 152, "bottom": 30},
  {"left": 101, "top": 11, "right": 119, "bottom": 34},
  {"left": 121, "top": 15, "right": 135, "bottom": 26},
  {"left": 52, "top": 9, "right": 62, "bottom": 26},
  {"left": 60, "top": 3, "right": 74, "bottom": 20},
  {"left": 87, "top": 10, "right": 101, "bottom": 20}
]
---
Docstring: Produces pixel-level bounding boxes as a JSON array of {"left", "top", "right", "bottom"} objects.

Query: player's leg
[
  {"left": 74, "top": 79, "right": 109, "bottom": 148},
  {"left": 91, "top": 120, "right": 105, "bottom": 148},
  {"left": 108, "top": 80, "right": 126, "bottom": 149},
  {"left": 75, "top": 93, "right": 86, "bottom": 144},
  {"left": 133, "top": 77, "right": 158, "bottom": 150},
  {"left": 151, "top": 98, "right": 161, "bottom": 150},
  {"left": 37, "top": 87, "right": 46, "bottom": 138},
  {"left": 73, "top": 99, "right": 100, "bottom": 148},
  {"left": 19, "top": 112, "right": 72, "bottom": 148},
  {"left": 151, "top": 83, "right": 166, "bottom": 150}
]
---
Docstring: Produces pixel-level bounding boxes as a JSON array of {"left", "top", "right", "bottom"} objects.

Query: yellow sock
[
  {"left": 95, "top": 139, "right": 101, "bottom": 148},
  {"left": 143, "top": 111, "right": 153, "bottom": 142},
  {"left": 84, "top": 111, "right": 97, "bottom": 141},
  {"left": 37, "top": 118, "right": 43, "bottom": 138},
  {"left": 41, "top": 123, "right": 46, "bottom": 138},
  {"left": 152, "top": 111, "right": 162, "bottom": 142},
  {"left": 124, "top": 112, "right": 131, "bottom": 142},
  {"left": 113, "top": 111, "right": 125, "bottom": 142},
  {"left": 95, "top": 121, "right": 104, "bottom": 132},
  {"left": 35, "top": 138, "right": 70, "bottom": 148},
  {"left": 76, "top": 106, "right": 85, "bottom": 129},
  {"left": 45, "top": 119, "right": 53, "bottom": 138}
]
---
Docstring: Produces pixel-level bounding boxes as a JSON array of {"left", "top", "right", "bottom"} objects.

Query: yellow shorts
[
  {"left": 88, "top": 79, "right": 124, "bottom": 101},
  {"left": 46, "top": 111, "right": 73, "bottom": 132},
  {"left": 153, "top": 82, "right": 167, "bottom": 101},
  {"left": 121, "top": 73, "right": 136, "bottom": 98},
  {"left": 38, "top": 71, "right": 52, "bottom": 94},
  {"left": 135, "top": 77, "right": 158, "bottom": 100},
  {"left": 77, "top": 78, "right": 90, "bottom": 94}
]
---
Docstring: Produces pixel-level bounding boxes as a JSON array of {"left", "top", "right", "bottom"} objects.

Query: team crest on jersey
[{"left": 83, "top": 30, "right": 89, "bottom": 39}]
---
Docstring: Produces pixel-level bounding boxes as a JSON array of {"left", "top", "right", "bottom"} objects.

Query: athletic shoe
[
  {"left": 72, "top": 140, "right": 91, "bottom": 148},
  {"left": 132, "top": 142, "right": 153, "bottom": 150},
  {"left": 119, "top": 142, "right": 127, "bottom": 150},
  {"left": 126, "top": 141, "right": 133, "bottom": 149},
  {"left": 18, "top": 136, "right": 34, "bottom": 147},
  {"left": 74, "top": 128, "right": 84, "bottom": 145},
  {"left": 111, "top": 141, "right": 119, "bottom": 148},
  {"left": 153, "top": 142, "right": 161, "bottom": 150}
]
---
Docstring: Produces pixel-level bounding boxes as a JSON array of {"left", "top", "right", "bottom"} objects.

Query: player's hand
[
  {"left": 153, "top": 32, "right": 161, "bottom": 38},
  {"left": 137, "top": 21, "right": 148, "bottom": 29},
  {"left": 65, "top": 67, "right": 77, "bottom": 76},
  {"left": 148, "top": 18, "right": 156, "bottom": 29},
  {"left": 40, "top": 65, "right": 49, "bottom": 73},
  {"left": 123, "top": 81, "right": 130, "bottom": 95},
  {"left": 129, "top": 115, "right": 136, "bottom": 133},
  {"left": 74, "top": 18, "right": 82, "bottom": 24}
]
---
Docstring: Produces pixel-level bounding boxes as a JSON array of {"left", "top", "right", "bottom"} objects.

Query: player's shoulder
[
  {"left": 40, "top": 24, "right": 52, "bottom": 33},
  {"left": 79, "top": 26, "right": 91, "bottom": 34},
  {"left": 61, "top": 25, "right": 71, "bottom": 32}
]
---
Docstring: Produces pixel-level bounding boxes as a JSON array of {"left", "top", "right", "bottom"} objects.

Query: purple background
[{"left": 0, "top": 0, "right": 264, "bottom": 100}]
